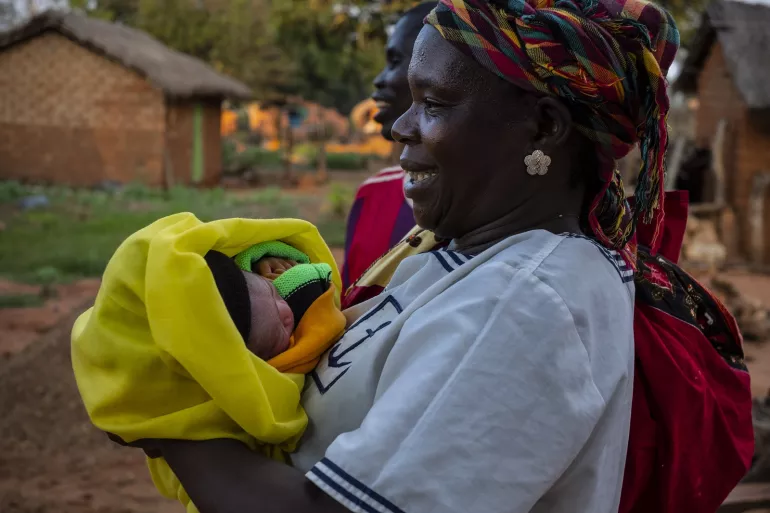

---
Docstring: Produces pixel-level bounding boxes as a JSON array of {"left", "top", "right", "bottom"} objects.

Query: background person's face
[
  {"left": 392, "top": 26, "right": 540, "bottom": 240},
  {"left": 371, "top": 16, "right": 420, "bottom": 141}
]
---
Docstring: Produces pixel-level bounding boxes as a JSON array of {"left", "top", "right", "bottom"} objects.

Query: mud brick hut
[
  {"left": 0, "top": 11, "right": 251, "bottom": 187},
  {"left": 677, "top": 0, "right": 770, "bottom": 265}
]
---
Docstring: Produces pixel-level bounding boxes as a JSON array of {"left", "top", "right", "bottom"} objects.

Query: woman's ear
[{"left": 533, "top": 97, "right": 572, "bottom": 150}]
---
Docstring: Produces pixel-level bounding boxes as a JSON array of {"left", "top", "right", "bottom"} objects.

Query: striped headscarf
[{"left": 425, "top": 0, "right": 679, "bottom": 263}]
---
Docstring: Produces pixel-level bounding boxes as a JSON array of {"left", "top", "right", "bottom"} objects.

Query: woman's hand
[{"left": 157, "top": 438, "right": 348, "bottom": 513}]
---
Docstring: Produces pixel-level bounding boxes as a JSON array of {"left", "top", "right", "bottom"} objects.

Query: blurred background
[{"left": 1, "top": 0, "right": 770, "bottom": 511}]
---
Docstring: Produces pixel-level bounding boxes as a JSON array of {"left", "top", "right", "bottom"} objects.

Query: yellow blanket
[{"left": 71, "top": 213, "right": 346, "bottom": 512}]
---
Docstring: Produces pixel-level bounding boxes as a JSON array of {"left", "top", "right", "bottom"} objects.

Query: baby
[
  {"left": 203, "top": 242, "right": 332, "bottom": 362},
  {"left": 71, "top": 214, "right": 347, "bottom": 513}
]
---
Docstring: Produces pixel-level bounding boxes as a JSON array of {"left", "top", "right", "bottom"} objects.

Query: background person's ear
[{"left": 532, "top": 97, "right": 573, "bottom": 150}]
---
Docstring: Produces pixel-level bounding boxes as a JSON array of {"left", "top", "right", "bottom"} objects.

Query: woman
[
  {"left": 145, "top": 1, "right": 739, "bottom": 512},
  {"left": 341, "top": 3, "right": 434, "bottom": 292}
]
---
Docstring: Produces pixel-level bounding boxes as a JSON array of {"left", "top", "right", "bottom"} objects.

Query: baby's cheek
[
  {"left": 277, "top": 301, "right": 295, "bottom": 333},
  {"left": 246, "top": 329, "right": 270, "bottom": 359}
]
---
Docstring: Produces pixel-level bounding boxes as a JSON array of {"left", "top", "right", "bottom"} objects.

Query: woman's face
[{"left": 392, "top": 26, "right": 541, "bottom": 240}]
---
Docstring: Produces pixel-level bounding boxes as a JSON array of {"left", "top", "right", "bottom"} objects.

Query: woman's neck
[{"left": 449, "top": 209, "right": 583, "bottom": 255}]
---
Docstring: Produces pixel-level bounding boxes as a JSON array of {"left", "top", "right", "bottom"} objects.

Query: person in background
[{"left": 341, "top": 2, "right": 435, "bottom": 294}]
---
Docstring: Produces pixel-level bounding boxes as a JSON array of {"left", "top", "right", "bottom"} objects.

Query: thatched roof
[
  {"left": 0, "top": 10, "right": 252, "bottom": 100},
  {"left": 677, "top": 0, "right": 770, "bottom": 110}
]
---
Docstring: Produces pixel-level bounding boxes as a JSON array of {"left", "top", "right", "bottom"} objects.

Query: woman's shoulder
[
  {"left": 488, "top": 231, "right": 634, "bottom": 293},
  {"left": 483, "top": 230, "right": 635, "bottom": 360}
]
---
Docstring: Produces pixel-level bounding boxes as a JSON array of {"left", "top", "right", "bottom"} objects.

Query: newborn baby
[
  {"left": 243, "top": 258, "right": 296, "bottom": 359},
  {"left": 204, "top": 242, "right": 334, "bottom": 362},
  {"left": 72, "top": 214, "right": 348, "bottom": 513}
]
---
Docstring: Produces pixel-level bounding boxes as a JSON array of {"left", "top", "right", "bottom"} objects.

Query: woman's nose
[
  {"left": 391, "top": 106, "right": 418, "bottom": 145},
  {"left": 373, "top": 70, "right": 387, "bottom": 90}
]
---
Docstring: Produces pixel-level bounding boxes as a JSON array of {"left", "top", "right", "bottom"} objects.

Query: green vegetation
[
  {"left": 0, "top": 182, "right": 350, "bottom": 284},
  {"left": 68, "top": 0, "right": 393, "bottom": 114},
  {"left": 316, "top": 152, "right": 374, "bottom": 171},
  {"left": 327, "top": 183, "right": 355, "bottom": 218},
  {"left": 0, "top": 293, "right": 46, "bottom": 309},
  {"left": 237, "top": 147, "right": 284, "bottom": 170}
]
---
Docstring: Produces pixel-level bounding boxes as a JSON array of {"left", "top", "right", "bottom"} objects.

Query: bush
[
  {"left": 244, "top": 131, "right": 264, "bottom": 146},
  {"left": 0, "top": 293, "right": 45, "bottom": 309},
  {"left": 237, "top": 147, "right": 283, "bottom": 170},
  {"left": 236, "top": 110, "right": 250, "bottom": 132},
  {"left": 120, "top": 182, "right": 167, "bottom": 201},
  {"left": 314, "top": 152, "right": 372, "bottom": 171},
  {"left": 222, "top": 138, "right": 239, "bottom": 174},
  {"left": 295, "top": 143, "right": 318, "bottom": 164},
  {"left": 316, "top": 216, "right": 347, "bottom": 247},
  {"left": 327, "top": 183, "right": 354, "bottom": 218},
  {"left": 0, "top": 180, "right": 29, "bottom": 203}
]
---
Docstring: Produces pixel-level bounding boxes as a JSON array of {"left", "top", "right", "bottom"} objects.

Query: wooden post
[
  {"left": 665, "top": 136, "right": 688, "bottom": 191},
  {"left": 316, "top": 112, "right": 328, "bottom": 184},
  {"left": 711, "top": 119, "right": 728, "bottom": 207},
  {"left": 283, "top": 120, "right": 294, "bottom": 184}
]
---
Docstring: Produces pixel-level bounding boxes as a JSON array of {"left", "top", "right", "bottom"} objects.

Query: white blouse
[{"left": 294, "top": 229, "right": 635, "bottom": 513}]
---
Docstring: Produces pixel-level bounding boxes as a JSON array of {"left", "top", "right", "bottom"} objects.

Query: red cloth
[
  {"left": 342, "top": 167, "right": 415, "bottom": 293},
  {"left": 632, "top": 190, "right": 689, "bottom": 263},
  {"left": 621, "top": 191, "right": 754, "bottom": 513}
]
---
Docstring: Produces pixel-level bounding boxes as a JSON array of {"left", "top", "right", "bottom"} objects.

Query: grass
[
  {"left": 0, "top": 293, "right": 46, "bottom": 309},
  {"left": 0, "top": 181, "right": 350, "bottom": 284}
]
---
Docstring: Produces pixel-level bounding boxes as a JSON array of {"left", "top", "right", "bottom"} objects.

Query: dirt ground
[
  {"left": 700, "top": 270, "right": 770, "bottom": 398},
  {"left": 0, "top": 265, "right": 769, "bottom": 512}
]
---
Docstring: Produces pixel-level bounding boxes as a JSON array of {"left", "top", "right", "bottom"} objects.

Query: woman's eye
[{"left": 424, "top": 99, "right": 443, "bottom": 115}]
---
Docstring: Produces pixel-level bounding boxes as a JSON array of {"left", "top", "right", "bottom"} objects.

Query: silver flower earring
[{"left": 524, "top": 149, "right": 551, "bottom": 176}]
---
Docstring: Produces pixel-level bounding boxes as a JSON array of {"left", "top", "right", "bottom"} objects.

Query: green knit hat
[{"left": 235, "top": 241, "right": 332, "bottom": 326}]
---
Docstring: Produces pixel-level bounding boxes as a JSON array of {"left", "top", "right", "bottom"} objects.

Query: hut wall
[
  {"left": 696, "top": 41, "right": 770, "bottom": 263},
  {"left": 165, "top": 100, "right": 222, "bottom": 187},
  {"left": 738, "top": 119, "right": 770, "bottom": 263},
  {"left": 695, "top": 42, "right": 743, "bottom": 207},
  {"left": 0, "top": 33, "right": 166, "bottom": 186}
]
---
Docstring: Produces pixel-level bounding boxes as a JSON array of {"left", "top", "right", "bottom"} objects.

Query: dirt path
[
  {"left": 694, "top": 271, "right": 770, "bottom": 397},
  {"left": 0, "top": 305, "right": 179, "bottom": 513},
  {"left": 0, "top": 279, "right": 100, "bottom": 361}
]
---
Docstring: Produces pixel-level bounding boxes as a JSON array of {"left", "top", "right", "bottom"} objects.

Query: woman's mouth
[
  {"left": 373, "top": 101, "right": 391, "bottom": 123},
  {"left": 403, "top": 169, "right": 439, "bottom": 197}
]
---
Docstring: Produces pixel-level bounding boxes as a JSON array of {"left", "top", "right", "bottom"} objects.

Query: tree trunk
[
  {"left": 283, "top": 125, "right": 295, "bottom": 184},
  {"left": 316, "top": 140, "right": 328, "bottom": 184}
]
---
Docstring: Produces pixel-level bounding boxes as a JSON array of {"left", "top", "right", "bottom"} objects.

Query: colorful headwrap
[{"left": 426, "top": 0, "right": 679, "bottom": 263}]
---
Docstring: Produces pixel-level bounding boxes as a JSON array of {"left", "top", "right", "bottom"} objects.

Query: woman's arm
[{"left": 157, "top": 438, "right": 348, "bottom": 513}]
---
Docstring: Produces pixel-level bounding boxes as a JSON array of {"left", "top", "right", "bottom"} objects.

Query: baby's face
[{"left": 241, "top": 271, "right": 294, "bottom": 360}]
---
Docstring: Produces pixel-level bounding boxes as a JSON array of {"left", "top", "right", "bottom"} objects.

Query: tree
[
  {"left": 71, "top": 0, "right": 297, "bottom": 101},
  {"left": 268, "top": 0, "right": 387, "bottom": 115},
  {"left": 69, "top": 0, "right": 140, "bottom": 23}
]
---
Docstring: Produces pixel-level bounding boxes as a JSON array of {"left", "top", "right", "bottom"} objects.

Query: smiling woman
[
  {"left": 394, "top": 25, "right": 590, "bottom": 246},
  {"left": 118, "top": 2, "right": 747, "bottom": 513}
]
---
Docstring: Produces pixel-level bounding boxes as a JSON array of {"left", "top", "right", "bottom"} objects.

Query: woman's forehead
[{"left": 408, "top": 26, "right": 490, "bottom": 95}]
